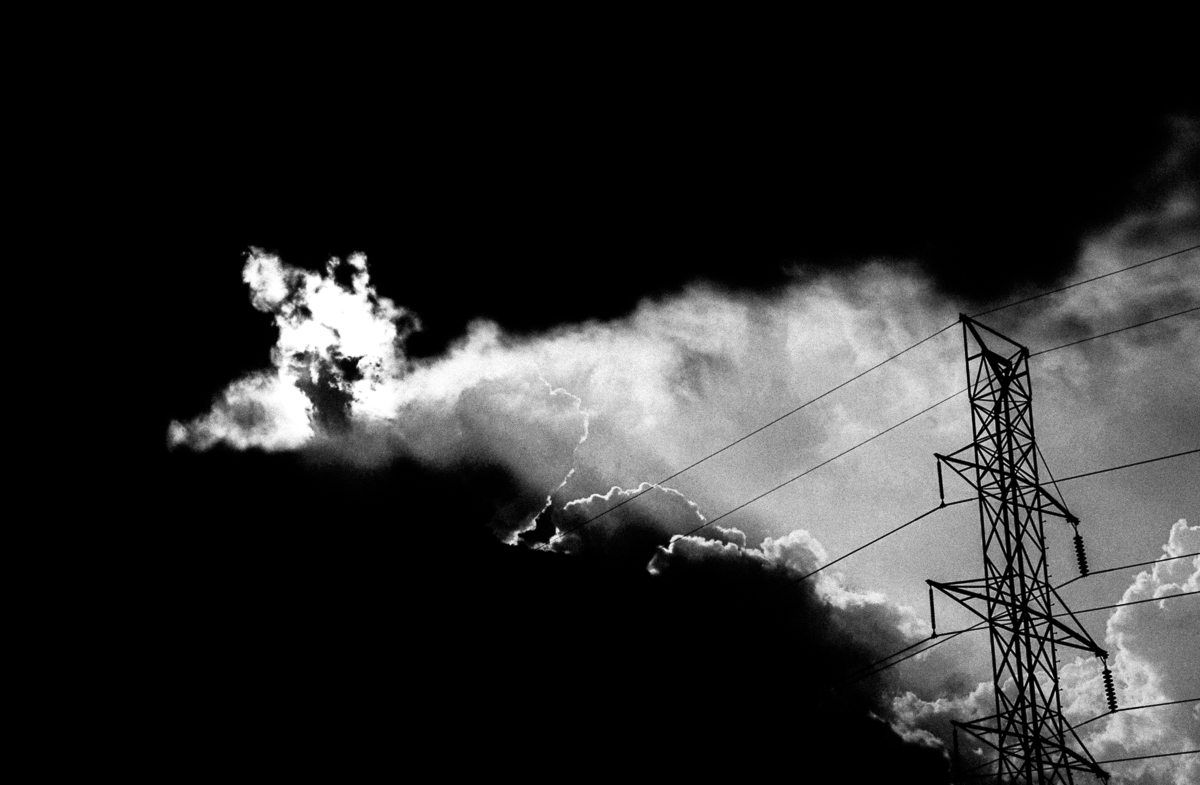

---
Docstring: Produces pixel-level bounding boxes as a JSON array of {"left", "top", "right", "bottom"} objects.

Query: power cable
[
  {"left": 1030, "top": 305, "right": 1199, "bottom": 357},
  {"left": 544, "top": 245, "right": 1200, "bottom": 546},
  {"left": 549, "top": 308, "right": 1199, "bottom": 545},
  {"left": 955, "top": 701, "right": 1200, "bottom": 775},
  {"left": 1098, "top": 749, "right": 1199, "bottom": 764},
  {"left": 538, "top": 320, "right": 958, "bottom": 547},
  {"left": 673, "top": 392, "right": 967, "bottom": 540},
  {"left": 1072, "top": 697, "right": 1200, "bottom": 730},
  {"left": 853, "top": 587, "right": 1199, "bottom": 682},
  {"left": 970, "top": 244, "right": 1199, "bottom": 318},
  {"left": 706, "top": 448, "right": 1198, "bottom": 590},
  {"left": 790, "top": 499, "right": 973, "bottom": 584},
  {"left": 1062, "top": 590, "right": 1198, "bottom": 617},
  {"left": 1057, "top": 551, "right": 1200, "bottom": 590},
  {"left": 1051, "top": 448, "right": 1200, "bottom": 485},
  {"left": 961, "top": 748, "right": 1199, "bottom": 778}
]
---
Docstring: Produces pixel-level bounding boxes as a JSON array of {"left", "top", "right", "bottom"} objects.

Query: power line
[
  {"left": 710, "top": 446, "right": 1197, "bottom": 592},
  {"left": 1062, "top": 590, "right": 1198, "bottom": 617},
  {"left": 665, "top": 358, "right": 1196, "bottom": 545},
  {"left": 956, "top": 702, "right": 1200, "bottom": 776},
  {"left": 970, "top": 244, "right": 1200, "bottom": 318},
  {"left": 1098, "top": 749, "right": 1199, "bottom": 764},
  {"left": 1030, "top": 305, "right": 1200, "bottom": 357},
  {"left": 1051, "top": 448, "right": 1200, "bottom": 485},
  {"left": 1073, "top": 697, "right": 1200, "bottom": 730},
  {"left": 538, "top": 320, "right": 958, "bottom": 547},
  {"left": 856, "top": 628, "right": 958, "bottom": 673},
  {"left": 774, "top": 443, "right": 1197, "bottom": 582},
  {"left": 1058, "top": 551, "right": 1200, "bottom": 590},
  {"left": 960, "top": 748, "right": 1199, "bottom": 778},
  {"left": 560, "top": 448, "right": 1198, "bottom": 692},
  {"left": 544, "top": 243, "right": 1200, "bottom": 547},
  {"left": 791, "top": 499, "right": 972, "bottom": 583},
  {"left": 852, "top": 622, "right": 984, "bottom": 681},
  {"left": 783, "top": 451, "right": 1198, "bottom": 590},
  {"left": 853, "top": 588, "right": 1199, "bottom": 682},
  {"left": 548, "top": 306, "right": 1199, "bottom": 546},
  {"left": 673, "top": 390, "right": 966, "bottom": 539}
]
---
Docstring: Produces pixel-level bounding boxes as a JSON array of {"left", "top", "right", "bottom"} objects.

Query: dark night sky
[
  {"left": 153, "top": 91, "right": 1194, "bottom": 399},
  {"left": 140, "top": 76, "right": 1197, "bottom": 781}
]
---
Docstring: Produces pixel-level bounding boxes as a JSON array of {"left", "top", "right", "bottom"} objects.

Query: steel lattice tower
[{"left": 930, "top": 315, "right": 1111, "bottom": 784}]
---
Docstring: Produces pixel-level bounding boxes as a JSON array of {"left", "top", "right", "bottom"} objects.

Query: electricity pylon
[{"left": 930, "top": 315, "right": 1113, "bottom": 784}]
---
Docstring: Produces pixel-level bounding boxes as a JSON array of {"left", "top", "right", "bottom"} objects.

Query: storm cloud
[{"left": 163, "top": 125, "right": 1199, "bottom": 783}]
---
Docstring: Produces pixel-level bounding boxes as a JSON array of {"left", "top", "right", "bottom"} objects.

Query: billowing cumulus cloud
[
  {"left": 1058, "top": 519, "right": 1199, "bottom": 785},
  {"left": 168, "top": 184, "right": 1198, "bottom": 554},
  {"left": 168, "top": 251, "right": 415, "bottom": 450},
  {"left": 167, "top": 372, "right": 315, "bottom": 451},
  {"left": 541, "top": 482, "right": 709, "bottom": 565},
  {"left": 167, "top": 246, "right": 968, "bottom": 542}
]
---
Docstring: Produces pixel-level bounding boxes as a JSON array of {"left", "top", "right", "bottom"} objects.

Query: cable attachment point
[
  {"left": 1102, "top": 663, "right": 1118, "bottom": 713},
  {"left": 1073, "top": 530, "right": 1090, "bottom": 577}
]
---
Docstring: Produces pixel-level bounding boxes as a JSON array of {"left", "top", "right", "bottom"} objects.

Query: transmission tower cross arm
[
  {"left": 927, "top": 578, "right": 1107, "bottom": 657},
  {"left": 935, "top": 449, "right": 1078, "bottom": 524}
]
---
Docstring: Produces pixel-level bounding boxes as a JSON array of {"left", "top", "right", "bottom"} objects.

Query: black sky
[
  {"left": 142, "top": 82, "right": 1197, "bottom": 781},
  {"left": 151, "top": 90, "right": 1194, "bottom": 369}
]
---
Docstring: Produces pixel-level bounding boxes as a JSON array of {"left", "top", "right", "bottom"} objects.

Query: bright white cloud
[
  {"left": 168, "top": 188, "right": 1199, "bottom": 551},
  {"left": 168, "top": 371, "right": 314, "bottom": 451},
  {"left": 1062, "top": 519, "right": 1199, "bottom": 785},
  {"left": 164, "top": 133, "right": 1198, "bottom": 781},
  {"left": 169, "top": 250, "right": 415, "bottom": 451}
]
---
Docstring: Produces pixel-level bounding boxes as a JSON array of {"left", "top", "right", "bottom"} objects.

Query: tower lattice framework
[{"left": 931, "top": 315, "right": 1111, "bottom": 784}]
